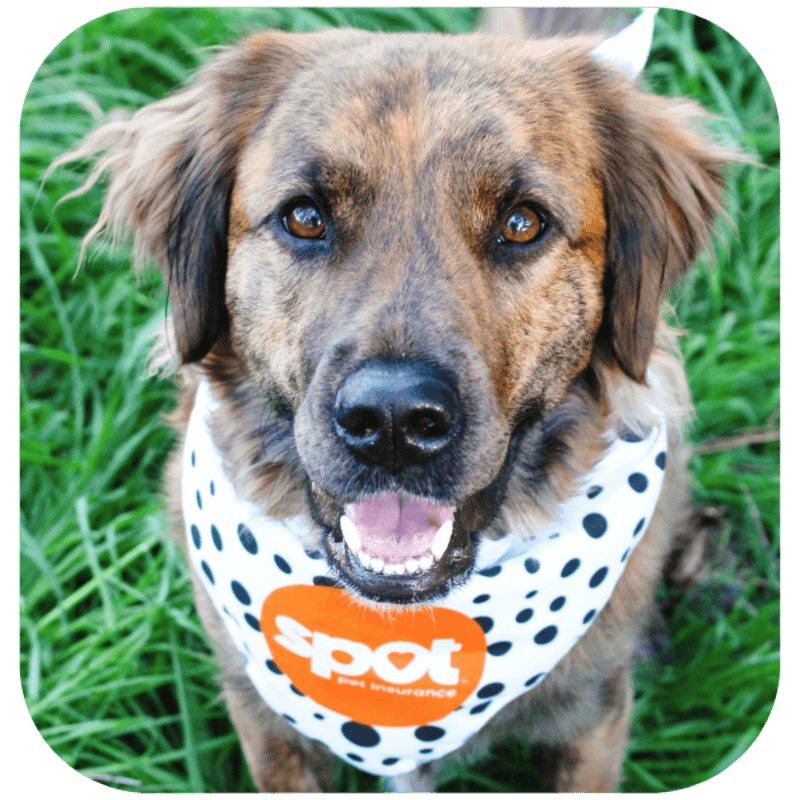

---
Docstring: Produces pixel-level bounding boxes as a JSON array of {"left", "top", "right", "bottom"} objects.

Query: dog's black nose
[{"left": 333, "top": 362, "right": 461, "bottom": 473}]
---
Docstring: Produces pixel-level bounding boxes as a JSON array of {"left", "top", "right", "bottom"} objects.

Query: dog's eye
[
  {"left": 283, "top": 201, "right": 326, "bottom": 239},
  {"left": 498, "top": 206, "right": 544, "bottom": 245}
]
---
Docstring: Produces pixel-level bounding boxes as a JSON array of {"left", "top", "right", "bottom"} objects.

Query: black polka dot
[
  {"left": 347, "top": 753, "right": 363, "bottom": 762},
  {"left": 525, "top": 672, "right": 545, "bottom": 687},
  {"left": 274, "top": 554, "right": 292, "bottom": 574},
  {"left": 284, "top": 714, "right": 296, "bottom": 724},
  {"left": 516, "top": 608, "right": 533, "bottom": 623},
  {"left": 290, "top": 684, "right": 304, "bottom": 696},
  {"left": 473, "top": 616, "right": 494, "bottom": 633},
  {"left": 305, "top": 549, "right": 324, "bottom": 560},
  {"left": 313, "top": 576, "right": 340, "bottom": 588},
  {"left": 231, "top": 580, "right": 251, "bottom": 605},
  {"left": 478, "top": 565, "right": 502, "bottom": 577},
  {"left": 196, "top": 490, "right": 202, "bottom": 510},
  {"left": 419, "top": 748, "right": 433, "bottom": 754},
  {"left": 314, "top": 713, "right": 325, "bottom": 720},
  {"left": 201, "top": 561, "right": 214, "bottom": 584},
  {"left": 209, "top": 480, "right": 215, "bottom": 496},
  {"left": 583, "top": 609, "right": 597, "bottom": 624},
  {"left": 534, "top": 625, "right": 558, "bottom": 645},
  {"left": 583, "top": 513, "right": 607, "bottom": 538},
  {"left": 342, "top": 721, "right": 380, "bottom": 748},
  {"left": 473, "top": 593, "right": 490, "bottom": 604},
  {"left": 470, "top": 702, "right": 491, "bottom": 714},
  {"left": 191, "top": 451, "right": 196, "bottom": 467},
  {"left": 656, "top": 451, "right": 666, "bottom": 470},
  {"left": 525, "top": 589, "right": 538, "bottom": 599},
  {"left": 487, "top": 641, "right": 512, "bottom": 656},
  {"left": 549, "top": 596, "right": 566, "bottom": 612},
  {"left": 628, "top": 472, "right": 648, "bottom": 493},
  {"left": 382, "top": 758, "right": 399, "bottom": 766},
  {"left": 524, "top": 558, "right": 540, "bottom": 574},
  {"left": 211, "top": 524, "right": 222, "bottom": 551},
  {"left": 587, "top": 485, "right": 603, "bottom": 499},
  {"left": 244, "top": 613, "right": 260, "bottom": 631},
  {"left": 634, "top": 518, "right": 646, "bottom": 537},
  {"left": 621, "top": 548, "right": 630, "bottom": 562},
  {"left": 266, "top": 659, "right": 282, "bottom": 675},
  {"left": 415, "top": 725, "right": 445, "bottom": 742},
  {"left": 191, "top": 524, "right": 201, "bottom": 549},
  {"left": 549, "top": 533, "right": 560, "bottom": 539},
  {"left": 477, "top": 682, "right": 505, "bottom": 699},
  {"left": 589, "top": 567, "right": 608, "bottom": 588},
  {"left": 561, "top": 558, "right": 580, "bottom": 577},
  {"left": 237, "top": 523, "right": 258, "bottom": 554}
]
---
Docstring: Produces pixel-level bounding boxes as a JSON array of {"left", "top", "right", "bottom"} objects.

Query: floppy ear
[
  {"left": 593, "top": 88, "right": 737, "bottom": 382},
  {"left": 52, "top": 32, "right": 315, "bottom": 363}
]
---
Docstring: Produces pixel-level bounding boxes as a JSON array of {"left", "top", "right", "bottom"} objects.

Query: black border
[{"left": 12, "top": 0, "right": 798, "bottom": 800}]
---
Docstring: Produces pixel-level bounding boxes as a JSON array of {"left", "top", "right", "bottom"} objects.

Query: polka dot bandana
[{"left": 183, "top": 380, "right": 667, "bottom": 776}]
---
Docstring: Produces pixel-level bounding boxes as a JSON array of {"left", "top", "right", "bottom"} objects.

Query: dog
[{"left": 55, "top": 8, "right": 738, "bottom": 792}]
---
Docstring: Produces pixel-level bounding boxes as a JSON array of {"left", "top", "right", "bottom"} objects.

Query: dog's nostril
[
  {"left": 406, "top": 409, "right": 451, "bottom": 441},
  {"left": 339, "top": 408, "right": 382, "bottom": 439}
]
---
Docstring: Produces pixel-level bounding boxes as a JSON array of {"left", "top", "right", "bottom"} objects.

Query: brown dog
[{"left": 57, "top": 10, "right": 736, "bottom": 793}]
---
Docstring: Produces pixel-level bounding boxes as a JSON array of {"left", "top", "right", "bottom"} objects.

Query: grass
[{"left": 20, "top": 7, "right": 778, "bottom": 793}]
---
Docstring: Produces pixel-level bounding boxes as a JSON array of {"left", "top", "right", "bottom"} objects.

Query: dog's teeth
[
  {"left": 340, "top": 515, "right": 361, "bottom": 553},
  {"left": 418, "top": 553, "right": 434, "bottom": 570},
  {"left": 357, "top": 549, "right": 372, "bottom": 568},
  {"left": 404, "top": 557, "right": 421, "bottom": 573},
  {"left": 430, "top": 520, "right": 453, "bottom": 560},
  {"left": 370, "top": 556, "right": 385, "bottom": 573}
]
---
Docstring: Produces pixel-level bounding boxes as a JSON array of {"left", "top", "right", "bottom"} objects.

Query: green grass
[{"left": 21, "top": 8, "right": 778, "bottom": 793}]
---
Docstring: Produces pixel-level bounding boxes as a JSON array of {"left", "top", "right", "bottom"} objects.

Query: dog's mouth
[
  {"left": 340, "top": 494, "right": 456, "bottom": 574},
  {"left": 312, "top": 486, "right": 479, "bottom": 603}
]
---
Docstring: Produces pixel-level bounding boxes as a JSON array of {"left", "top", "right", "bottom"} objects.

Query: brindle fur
[{"left": 58, "top": 16, "right": 736, "bottom": 792}]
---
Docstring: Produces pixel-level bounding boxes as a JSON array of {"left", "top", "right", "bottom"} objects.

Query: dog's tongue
[{"left": 345, "top": 494, "right": 455, "bottom": 561}]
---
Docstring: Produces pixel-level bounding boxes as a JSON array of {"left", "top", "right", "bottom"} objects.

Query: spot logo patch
[{"left": 261, "top": 585, "right": 487, "bottom": 726}]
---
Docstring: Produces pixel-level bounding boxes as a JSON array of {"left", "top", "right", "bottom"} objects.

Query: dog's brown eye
[
  {"left": 284, "top": 202, "right": 326, "bottom": 239},
  {"left": 499, "top": 206, "right": 544, "bottom": 244}
]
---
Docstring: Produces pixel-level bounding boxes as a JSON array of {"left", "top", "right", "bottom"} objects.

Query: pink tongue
[{"left": 346, "top": 494, "right": 455, "bottom": 561}]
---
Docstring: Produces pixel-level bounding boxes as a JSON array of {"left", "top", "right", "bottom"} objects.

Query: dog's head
[{"left": 61, "top": 22, "right": 733, "bottom": 603}]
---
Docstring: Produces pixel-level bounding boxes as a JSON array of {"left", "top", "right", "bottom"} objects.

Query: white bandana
[{"left": 183, "top": 380, "right": 667, "bottom": 777}]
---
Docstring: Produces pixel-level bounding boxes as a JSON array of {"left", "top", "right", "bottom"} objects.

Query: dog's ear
[
  {"left": 594, "top": 87, "right": 737, "bottom": 382},
  {"left": 52, "top": 32, "right": 319, "bottom": 363}
]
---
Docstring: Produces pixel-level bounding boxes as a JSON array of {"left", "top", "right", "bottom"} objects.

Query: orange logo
[{"left": 261, "top": 585, "right": 487, "bottom": 726}]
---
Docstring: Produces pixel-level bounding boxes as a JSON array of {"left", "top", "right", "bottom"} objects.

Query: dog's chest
[{"left": 183, "top": 381, "right": 667, "bottom": 776}]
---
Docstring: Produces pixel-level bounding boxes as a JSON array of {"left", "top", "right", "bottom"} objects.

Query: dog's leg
[
  {"left": 223, "top": 676, "right": 330, "bottom": 792},
  {"left": 190, "top": 570, "right": 334, "bottom": 791},
  {"left": 385, "top": 763, "right": 438, "bottom": 793},
  {"left": 554, "top": 667, "right": 634, "bottom": 792}
]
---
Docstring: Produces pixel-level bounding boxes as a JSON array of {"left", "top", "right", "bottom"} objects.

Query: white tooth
[
  {"left": 357, "top": 549, "right": 372, "bottom": 568},
  {"left": 404, "top": 557, "right": 420, "bottom": 573},
  {"left": 370, "top": 556, "right": 385, "bottom": 573},
  {"left": 430, "top": 520, "right": 453, "bottom": 560},
  {"left": 340, "top": 515, "right": 361, "bottom": 553},
  {"left": 418, "top": 553, "right": 434, "bottom": 570}
]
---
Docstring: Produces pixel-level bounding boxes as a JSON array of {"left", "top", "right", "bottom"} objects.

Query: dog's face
[
  {"left": 73, "top": 29, "right": 728, "bottom": 604},
  {"left": 225, "top": 33, "right": 611, "bottom": 600}
]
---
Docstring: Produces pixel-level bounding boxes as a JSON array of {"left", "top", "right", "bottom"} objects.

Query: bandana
[{"left": 183, "top": 380, "right": 667, "bottom": 777}]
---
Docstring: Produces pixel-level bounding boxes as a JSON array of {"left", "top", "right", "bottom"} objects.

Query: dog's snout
[{"left": 333, "top": 362, "right": 461, "bottom": 473}]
